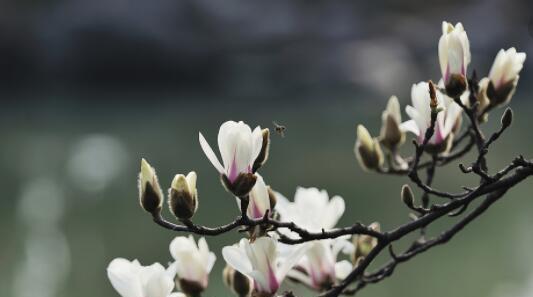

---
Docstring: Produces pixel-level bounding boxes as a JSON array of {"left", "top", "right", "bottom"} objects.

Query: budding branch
[{"left": 150, "top": 74, "right": 533, "bottom": 297}]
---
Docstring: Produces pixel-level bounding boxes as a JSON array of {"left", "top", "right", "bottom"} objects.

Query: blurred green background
[{"left": 1, "top": 0, "right": 533, "bottom": 296}]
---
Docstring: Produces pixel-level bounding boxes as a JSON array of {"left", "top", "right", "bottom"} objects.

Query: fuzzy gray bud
[
  {"left": 138, "top": 158, "right": 163, "bottom": 215},
  {"left": 401, "top": 184, "right": 415, "bottom": 209},
  {"left": 501, "top": 108, "right": 513, "bottom": 129},
  {"left": 168, "top": 172, "right": 198, "bottom": 220}
]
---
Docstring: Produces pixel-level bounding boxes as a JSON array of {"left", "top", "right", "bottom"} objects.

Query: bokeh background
[{"left": 1, "top": 0, "right": 533, "bottom": 296}]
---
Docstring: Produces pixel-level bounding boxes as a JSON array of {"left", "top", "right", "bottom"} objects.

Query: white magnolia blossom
[
  {"left": 237, "top": 173, "right": 270, "bottom": 219},
  {"left": 489, "top": 48, "right": 526, "bottom": 89},
  {"left": 169, "top": 236, "right": 216, "bottom": 290},
  {"left": 276, "top": 187, "right": 345, "bottom": 233},
  {"left": 438, "top": 21, "right": 471, "bottom": 85},
  {"left": 222, "top": 237, "right": 308, "bottom": 296},
  {"left": 478, "top": 47, "right": 527, "bottom": 107},
  {"left": 401, "top": 81, "right": 465, "bottom": 145},
  {"left": 107, "top": 258, "right": 185, "bottom": 297},
  {"left": 199, "top": 121, "right": 263, "bottom": 184},
  {"left": 275, "top": 187, "right": 353, "bottom": 289}
]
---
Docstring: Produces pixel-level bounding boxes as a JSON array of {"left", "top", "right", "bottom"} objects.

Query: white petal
[
  {"left": 218, "top": 121, "right": 238, "bottom": 168},
  {"left": 107, "top": 258, "right": 144, "bottom": 297},
  {"left": 334, "top": 260, "right": 353, "bottom": 280},
  {"left": 438, "top": 32, "right": 448, "bottom": 80},
  {"left": 248, "top": 237, "right": 276, "bottom": 275},
  {"left": 206, "top": 252, "right": 217, "bottom": 273},
  {"left": 446, "top": 32, "right": 465, "bottom": 75},
  {"left": 248, "top": 174, "right": 270, "bottom": 218},
  {"left": 277, "top": 242, "right": 309, "bottom": 281},
  {"left": 400, "top": 118, "right": 421, "bottom": 137},
  {"left": 197, "top": 237, "right": 211, "bottom": 267},
  {"left": 199, "top": 132, "right": 224, "bottom": 174},
  {"left": 322, "top": 195, "right": 345, "bottom": 229},
  {"left": 168, "top": 293, "right": 187, "bottom": 297},
  {"left": 185, "top": 171, "right": 197, "bottom": 194},
  {"left": 222, "top": 244, "right": 253, "bottom": 276},
  {"left": 141, "top": 263, "right": 174, "bottom": 297},
  {"left": 250, "top": 126, "right": 264, "bottom": 165}
]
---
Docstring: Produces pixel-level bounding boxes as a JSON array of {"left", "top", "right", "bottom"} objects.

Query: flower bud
[
  {"left": 501, "top": 107, "right": 513, "bottom": 129},
  {"left": 439, "top": 21, "right": 470, "bottom": 98},
  {"left": 355, "top": 125, "right": 384, "bottom": 171},
  {"left": 485, "top": 48, "right": 526, "bottom": 107},
  {"left": 222, "top": 173, "right": 257, "bottom": 197},
  {"left": 138, "top": 158, "right": 163, "bottom": 215},
  {"left": 223, "top": 265, "right": 252, "bottom": 297},
  {"left": 252, "top": 128, "right": 270, "bottom": 173},
  {"left": 168, "top": 172, "right": 198, "bottom": 220},
  {"left": 401, "top": 184, "right": 415, "bottom": 209},
  {"left": 352, "top": 222, "right": 380, "bottom": 264},
  {"left": 379, "top": 96, "right": 405, "bottom": 151}
]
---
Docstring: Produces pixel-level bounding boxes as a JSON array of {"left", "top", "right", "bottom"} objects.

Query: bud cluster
[
  {"left": 138, "top": 158, "right": 198, "bottom": 220},
  {"left": 355, "top": 21, "right": 525, "bottom": 172}
]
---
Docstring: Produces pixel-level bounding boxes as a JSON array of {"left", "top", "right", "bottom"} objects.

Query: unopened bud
[
  {"left": 355, "top": 125, "right": 384, "bottom": 171},
  {"left": 223, "top": 265, "right": 252, "bottom": 297},
  {"left": 401, "top": 184, "right": 415, "bottom": 209},
  {"left": 168, "top": 172, "right": 198, "bottom": 220},
  {"left": 501, "top": 107, "right": 513, "bottom": 129},
  {"left": 252, "top": 128, "right": 270, "bottom": 173},
  {"left": 138, "top": 158, "right": 163, "bottom": 214},
  {"left": 428, "top": 80, "right": 438, "bottom": 111},
  {"left": 352, "top": 222, "right": 380, "bottom": 264},
  {"left": 445, "top": 74, "right": 467, "bottom": 98},
  {"left": 380, "top": 96, "right": 405, "bottom": 150},
  {"left": 222, "top": 173, "right": 257, "bottom": 197}
]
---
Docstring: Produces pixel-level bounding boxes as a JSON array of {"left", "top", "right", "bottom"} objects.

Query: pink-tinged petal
[
  {"left": 227, "top": 152, "right": 239, "bottom": 183},
  {"left": 218, "top": 121, "right": 240, "bottom": 170},
  {"left": 199, "top": 132, "right": 225, "bottom": 174},
  {"left": 267, "top": 262, "right": 280, "bottom": 293}
]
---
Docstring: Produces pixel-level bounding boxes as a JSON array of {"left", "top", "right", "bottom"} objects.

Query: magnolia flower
[
  {"left": 275, "top": 187, "right": 353, "bottom": 290},
  {"left": 168, "top": 172, "right": 198, "bottom": 220},
  {"left": 401, "top": 81, "right": 465, "bottom": 149},
  {"left": 481, "top": 48, "right": 526, "bottom": 107},
  {"left": 438, "top": 21, "right": 471, "bottom": 97},
  {"left": 222, "top": 237, "right": 308, "bottom": 297},
  {"left": 276, "top": 187, "right": 345, "bottom": 234},
  {"left": 107, "top": 258, "right": 185, "bottom": 297},
  {"left": 199, "top": 121, "right": 264, "bottom": 196},
  {"left": 169, "top": 236, "right": 216, "bottom": 295}
]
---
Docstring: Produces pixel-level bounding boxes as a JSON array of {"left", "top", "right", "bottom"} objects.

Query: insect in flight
[{"left": 272, "top": 121, "right": 286, "bottom": 138}]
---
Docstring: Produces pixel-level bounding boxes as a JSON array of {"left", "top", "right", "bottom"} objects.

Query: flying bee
[{"left": 273, "top": 121, "right": 286, "bottom": 138}]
